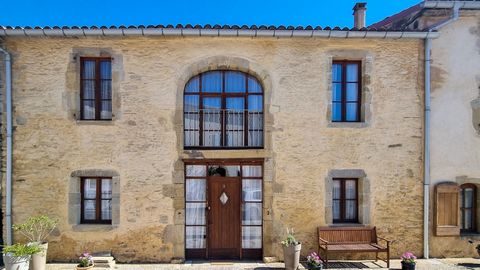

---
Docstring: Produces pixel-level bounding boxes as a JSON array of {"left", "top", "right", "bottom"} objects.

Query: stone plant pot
[
  {"left": 307, "top": 265, "right": 323, "bottom": 270},
  {"left": 283, "top": 243, "right": 301, "bottom": 270},
  {"left": 76, "top": 264, "right": 94, "bottom": 270},
  {"left": 30, "top": 242, "right": 48, "bottom": 270},
  {"left": 3, "top": 253, "right": 31, "bottom": 270},
  {"left": 401, "top": 261, "right": 416, "bottom": 270}
]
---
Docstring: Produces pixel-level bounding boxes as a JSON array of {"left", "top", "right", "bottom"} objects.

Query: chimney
[{"left": 353, "top": 2, "right": 367, "bottom": 29}]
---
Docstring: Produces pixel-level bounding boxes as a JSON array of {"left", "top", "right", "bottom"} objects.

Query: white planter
[
  {"left": 3, "top": 253, "right": 31, "bottom": 270},
  {"left": 283, "top": 243, "right": 301, "bottom": 270},
  {"left": 30, "top": 242, "right": 48, "bottom": 270}
]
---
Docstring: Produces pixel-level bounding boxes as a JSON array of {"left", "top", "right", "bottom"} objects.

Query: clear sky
[{"left": 0, "top": 0, "right": 419, "bottom": 28}]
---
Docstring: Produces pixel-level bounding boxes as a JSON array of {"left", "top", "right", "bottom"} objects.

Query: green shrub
[{"left": 3, "top": 243, "right": 41, "bottom": 257}]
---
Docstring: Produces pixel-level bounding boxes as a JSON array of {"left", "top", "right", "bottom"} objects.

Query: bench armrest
[
  {"left": 377, "top": 236, "right": 391, "bottom": 248},
  {"left": 318, "top": 237, "right": 329, "bottom": 249},
  {"left": 318, "top": 237, "right": 329, "bottom": 244}
]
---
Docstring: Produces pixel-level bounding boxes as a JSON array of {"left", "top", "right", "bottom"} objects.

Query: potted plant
[
  {"left": 76, "top": 252, "right": 94, "bottom": 270},
  {"left": 400, "top": 251, "right": 417, "bottom": 270},
  {"left": 13, "top": 215, "right": 58, "bottom": 270},
  {"left": 281, "top": 228, "right": 301, "bottom": 270},
  {"left": 2, "top": 243, "right": 41, "bottom": 270},
  {"left": 306, "top": 251, "right": 323, "bottom": 270}
]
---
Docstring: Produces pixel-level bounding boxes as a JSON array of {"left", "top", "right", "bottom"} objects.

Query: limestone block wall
[
  {"left": 1, "top": 36, "right": 424, "bottom": 262},
  {"left": 429, "top": 13, "right": 480, "bottom": 258}
]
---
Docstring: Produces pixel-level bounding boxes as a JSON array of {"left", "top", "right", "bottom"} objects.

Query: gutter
[
  {"left": 422, "top": 1, "right": 480, "bottom": 9},
  {"left": 0, "top": 47, "right": 12, "bottom": 246},
  {"left": 0, "top": 28, "right": 439, "bottom": 39}
]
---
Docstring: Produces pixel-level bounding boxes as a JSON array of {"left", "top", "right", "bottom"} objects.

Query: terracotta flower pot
[
  {"left": 76, "top": 264, "right": 94, "bottom": 270},
  {"left": 283, "top": 243, "right": 301, "bottom": 270}
]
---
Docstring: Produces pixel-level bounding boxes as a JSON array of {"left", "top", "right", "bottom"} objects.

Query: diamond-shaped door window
[{"left": 220, "top": 192, "right": 228, "bottom": 205}]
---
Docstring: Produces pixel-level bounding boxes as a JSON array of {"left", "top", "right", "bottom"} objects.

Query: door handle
[{"left": 207, "top": 206, "right": 211, "bottom": 211}]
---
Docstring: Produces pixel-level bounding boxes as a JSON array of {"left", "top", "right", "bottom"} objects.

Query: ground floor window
[
  {"left": 81, "top": 177, "right": 112, "bottom": 224},
  {"left": 333, "top": 178, "right": 358, "bottom": 223},
  {"left": 185, "top": 161, "right": 263, "bottom": 260},
  {"left": 460, "top": 184, "right": 476, "bottom": 233}
]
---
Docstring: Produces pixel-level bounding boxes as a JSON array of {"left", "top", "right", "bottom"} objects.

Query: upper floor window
[
  {"left": 81, "top": 177, "right": 112, "bottom": 224},
  {"left": 333, "top": 178, "right": 358, "bottom": 223},
  {"left": 460, "top": 184, "right": 476, "bottom": 233},
  {"left": 80, "top": 57, "right": 112, "bottom": 120},
  {"left": 184, "top": 70, "right": 264, "bottom": 149},
  {"left": 332, "top": 61, "right": 361, "bottom": 122}
]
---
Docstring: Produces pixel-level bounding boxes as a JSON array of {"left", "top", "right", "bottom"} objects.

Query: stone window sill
[
  {"left": 460, "top": 232, "right": 480, "bottom": 237},
  {"left": 328, "top": 122, "right": 369, "bottom": 128},
  {"left": 72, "top": 224, "right": 117, "bottom": 232},
  {"left": 76, "top": 120, "right": 115, "bottom": 126},
  {"left": 329, "top": 223, "right": 366, "bottom": 227}
]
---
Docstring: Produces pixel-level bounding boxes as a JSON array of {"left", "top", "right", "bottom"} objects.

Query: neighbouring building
[
  {"left": 0, "top": 2, "right": 445, "bottom": 264},
  {"left": 372, "top": 0, "right": 480, "bottom": 258}
]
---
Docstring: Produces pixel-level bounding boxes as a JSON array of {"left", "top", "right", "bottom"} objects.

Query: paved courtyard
[{"left": 40, "top": 258, "right": 480, "bottom": 270}]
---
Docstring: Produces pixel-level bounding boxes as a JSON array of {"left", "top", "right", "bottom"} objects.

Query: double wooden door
[{"left": 208, "top": 176, "right": 241, "bottom": 259}]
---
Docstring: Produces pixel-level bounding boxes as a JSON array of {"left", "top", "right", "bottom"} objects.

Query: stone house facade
[
  {"left": 372, "top": 0, "right": 480, "bottom": 258},
  {"left": 0, "top": 18, "right": 432, "bottom": 263}
]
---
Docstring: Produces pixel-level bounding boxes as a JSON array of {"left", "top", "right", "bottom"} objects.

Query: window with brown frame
[
  {"left": 80, "top": 177, "right": 112, "bottom": 224},
  {"left": 460, "top": 184, "right": 477, "bottom": 233},
  {"left": 332, "top": 178, "right": 358, "bottom": 223},
  {"left": 184, "top": 70, "right": 264, "bottom": 149},
  {"left": 80, "top": 57, "right": 112, "bottom": 120},
  {"left": 332, "top": 61, "right": 361, "bottom": 122}
]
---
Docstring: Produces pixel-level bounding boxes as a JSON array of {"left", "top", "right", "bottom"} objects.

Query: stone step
[{"left": 91, "top": 253, "right": 115, "bottom": 269}]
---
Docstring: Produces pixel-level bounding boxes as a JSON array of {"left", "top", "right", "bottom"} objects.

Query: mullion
[{"left": 95, "top": 60, "right": 101, "bottom": 120}]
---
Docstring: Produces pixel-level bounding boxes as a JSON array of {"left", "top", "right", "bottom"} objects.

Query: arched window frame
[
  {"left": 460, "top": 183, "right": 477, "bottom": 233},
  {"left": 183, "top": 70, "right": 264, "bottom": 149}
]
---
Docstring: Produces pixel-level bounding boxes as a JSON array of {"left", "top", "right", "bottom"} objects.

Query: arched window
[
  {"left": 460, "top": 184, "right": 477, "bottom": 233},
  {"left": 184, "top": 71, "right": 264, "bottom": 148}
]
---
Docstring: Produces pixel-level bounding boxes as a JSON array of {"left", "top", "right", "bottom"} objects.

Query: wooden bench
[{"left": 317, "top": 226, "right": 390, "bottom": 269}]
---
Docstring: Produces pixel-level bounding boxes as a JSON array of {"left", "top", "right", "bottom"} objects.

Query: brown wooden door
[{"left": 208, "top": 176, "right": 241, "bottom": 259}]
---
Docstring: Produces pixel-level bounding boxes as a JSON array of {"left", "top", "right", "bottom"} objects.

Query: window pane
[
  {"left": 346, "top": 103, "right": 359, "bottom": 121},
  {"left": 101, "top": 80, "right": 112, "bottom": 99},
  {"left": 243, "top": 180, "right": 262, "bottom": 202},
  {"left": 101, "top": 200, "right": 112, "bottom": 220},
  {"left": 465, "top": 188, "right": 474, "bottom": 208},
  {"left": 346, "top": 200, "right": 357, "bottom": 220},
  {"left": 82, "top": 100, "right": 95, "bottom": 119},
  {"left": 345, "top": 180, "right": 356, "bottom": 199},
  {"left": 226, "top": 98, "right": 245, "bottom": 147},
  {"left": 84, "top": 179, "right": 97, "bottom": 199},
  {"left": 186, "top": 202, "right": 206, "bottom": 225},
  {"left": 186, "top": 165, "right": 206, "bottom": 177},
  {"left": 346, "top": 83, "right": 358, "bottom": 102},
  {"left": 185, "top": 77, "right": 200, "bottom": 93},
  {"left": 202, "top": 71, "right": 222, "bottom": 93},
  {"left": 100, "top": 61, "right": 111, "bottom": 80},
  {"left": 186, "top": 179, "right": 206, "bottom": 201},
  {"left": 225, "top": 71, "right": 246, "bottom": 93},
  {"left": 203, "top": 97, "right": 221, "bottom": 146},
  {"left": 464, "top": 209, "right": 472, "bottom": 229},
  {"left": 248, "top": 77, "right": 262, "bottom": 93},
  {"left": 184, "top": 95, "right": 199, "bottom": 112},
  {"left": 83, "top": 200, "right": 96, "bottom": 220},
  {"left": 333, "top": 200, "right": 340, "bottom": 220},
  {"left": 333, "top": 180, "right": 341, "bottom": 199},
  {"left": 242, "top": 203, "right": 262, "bottom": 225},
  {"left": 82, "top": 60, "right": 95, "bottom": 79},
  {"left": 242, "top": 166, "right": 262, "bottom": 177},
  {"left": 248, "top": 130, "right": 263, "bottom": 147},
  {"left": 101, "top": 179, "right": 112, "bottom": 199},
  {"left": 242, "top": 226, "right": 262, "bottom": 248},
  {"left": 248, "top": 95, "right": 263, "bottom": 111},
  {"left": 186, "top": 226, "right": 206, "bottom": 248},
  {"left": 346, "top": 64, "right": 358, "bottom": 82},
  {"left": 332, "top": 83, "right": 342, "bottom": 102},
  {"left": 332, "top": 64, "right": 342, "bottom": 82},
  {"left": 203, "top": 97, "right": 221, "bottom": 110},
  {"left": 332, "top": 102, "right": 342, "bottom": 122},
  {"left": 208, "top": 166, "right": 240, "bottom": 177},
  {"left": 101, "top": 100, "right": 112, "bottom": 120},
  {"left": 82, "top": 80, "right": 95, "bottom": 99}
]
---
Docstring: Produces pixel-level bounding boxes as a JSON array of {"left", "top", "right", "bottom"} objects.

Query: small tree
[{"left": 13, "top": 215, "right": 58, "bottom": 243}]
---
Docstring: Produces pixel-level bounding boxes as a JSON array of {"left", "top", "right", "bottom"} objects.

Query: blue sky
[{"left": 0, "top": 0, "right": 419, "bottom": 28}]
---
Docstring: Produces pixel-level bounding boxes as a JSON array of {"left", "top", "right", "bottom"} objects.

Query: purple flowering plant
[
  {"left": 306, "top": 251, "right": 322, "bottom": 267},
  {"left": 400, "top": 251, "right": 417, "bottom": 264},
  {"left": 78, "top": 252, "right": 93, "bottom": 267}
]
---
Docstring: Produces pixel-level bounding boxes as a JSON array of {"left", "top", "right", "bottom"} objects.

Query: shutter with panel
[{"left": 435, "top": 183, "right": 460, "bottom": 236}]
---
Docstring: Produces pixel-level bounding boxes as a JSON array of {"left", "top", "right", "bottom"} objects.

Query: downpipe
[
  {"left": 423, "top": 37, "right": 432, "bottom": 259},
  {"left": 0, "top": 47, "right": 13, "bottom": 245}
]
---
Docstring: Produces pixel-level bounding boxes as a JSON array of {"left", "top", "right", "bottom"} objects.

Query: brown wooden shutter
[{"left": 435, "top": 183, "right": 460, "bottom": 236}]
